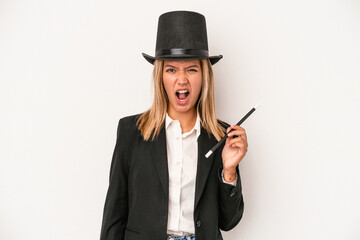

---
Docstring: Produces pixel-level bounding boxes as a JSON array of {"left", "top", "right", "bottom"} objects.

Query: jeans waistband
[{"left": 167, "top": 234, "right": 195, "bottom": 240}]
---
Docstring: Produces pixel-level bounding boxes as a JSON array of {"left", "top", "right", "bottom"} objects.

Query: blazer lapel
[
  {"left": 149, "top": 125, "right": 218, "bottom": 208},
  {"left": 150, "top": 127, "right": 169, "bottom": 200},
  {"left": 194, "top": 127, "right": 217, "bottom": 209}
]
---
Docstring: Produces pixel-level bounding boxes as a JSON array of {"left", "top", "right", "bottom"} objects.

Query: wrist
[
  {"left": 223, "top": 167, "right": 236, "bottom": 175},
  {"left": 223, "top": 168, "right": 236, "bottom": 183}
]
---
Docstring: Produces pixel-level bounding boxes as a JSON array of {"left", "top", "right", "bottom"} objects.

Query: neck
[{"left": 167, "top": 108, "right": 197, "bottom": 133}]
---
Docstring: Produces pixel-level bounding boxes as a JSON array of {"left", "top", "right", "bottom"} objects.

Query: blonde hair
[{"left": 137, "top": 59, "right": 225, "bottom": 141}]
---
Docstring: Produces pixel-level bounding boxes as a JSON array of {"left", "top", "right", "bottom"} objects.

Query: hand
[{"left": 221, "top": 125, "right": 248, "bottom": 181}]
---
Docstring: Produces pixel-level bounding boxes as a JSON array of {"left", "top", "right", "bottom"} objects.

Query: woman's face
[{"left": 162, "top": 60, "right": 202, "bottom": 116}]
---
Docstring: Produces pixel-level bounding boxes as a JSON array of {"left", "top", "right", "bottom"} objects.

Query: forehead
[{"left": 163, "top": 59, "right": 201, "bottom": 67}]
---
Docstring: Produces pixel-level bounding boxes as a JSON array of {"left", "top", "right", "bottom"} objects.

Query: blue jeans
[{"left": 167, "top": 234, "right": 195, "bottom": 240}]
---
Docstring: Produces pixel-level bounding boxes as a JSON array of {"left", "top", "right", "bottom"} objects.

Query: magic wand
[{"left": 205, "top": 104, "right": 261, "bottom": 158}]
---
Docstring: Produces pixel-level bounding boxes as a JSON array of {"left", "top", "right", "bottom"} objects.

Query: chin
[
  {"left": 179, "top": 104, "right": 198, "bottom": 112},
  {"left": 173, "top": 105, "right": 188, "bottom": 111},
  {"left": 170, "top": 102, "right": 195, "bottom": 114}
]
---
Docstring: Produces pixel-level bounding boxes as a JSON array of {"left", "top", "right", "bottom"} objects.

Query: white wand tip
[
  {"left": 205, "top": 150, "right": 213, "bottom": 158},
  {"left": 254, "top": 103, "right": 261, "bottom": 109}
]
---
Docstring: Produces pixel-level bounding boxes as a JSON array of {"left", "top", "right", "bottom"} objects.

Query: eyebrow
[{"left": 164, "top": 64, "right": 200, "bottom": 69}]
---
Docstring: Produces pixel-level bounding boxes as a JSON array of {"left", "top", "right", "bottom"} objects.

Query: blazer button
[{"left": 196, "top": 220, "right": 201, "bottom": 227}]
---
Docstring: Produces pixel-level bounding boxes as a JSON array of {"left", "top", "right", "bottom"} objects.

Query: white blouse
[{"left": 165, "top": 113, "right": 236, "bottom": 236}]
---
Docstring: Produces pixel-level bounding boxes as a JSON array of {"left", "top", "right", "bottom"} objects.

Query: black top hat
[{"left": 142, "top": 11, "right": 223, "bottom": 65}]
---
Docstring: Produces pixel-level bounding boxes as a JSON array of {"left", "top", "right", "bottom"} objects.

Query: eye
[
  {"left": 188, "top": 68, "right": 198, "bottom": 72},
  {"left": 165, "top": 68, "right": 176, "bottom": 73}
]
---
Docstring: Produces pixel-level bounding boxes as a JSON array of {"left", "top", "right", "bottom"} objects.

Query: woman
[{"left": 100, "top": 11, "right": 247, "bottom": 240}]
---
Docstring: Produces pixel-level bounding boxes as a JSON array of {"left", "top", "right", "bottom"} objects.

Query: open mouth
[{"left": 176, "top": 89, "right": 190, "bottom": 102}]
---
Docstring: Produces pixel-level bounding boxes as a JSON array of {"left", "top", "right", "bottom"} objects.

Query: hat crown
[
  {"left": 142, "top": 10, "right": 222, "bottom": 65},
  {"left": 155, "top": 11, "right": 209, "bottom": 55}
]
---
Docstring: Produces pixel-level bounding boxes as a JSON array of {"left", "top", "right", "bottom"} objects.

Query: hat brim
[{"left": 142, "top": 53, "right": 223, "bottom": 65}]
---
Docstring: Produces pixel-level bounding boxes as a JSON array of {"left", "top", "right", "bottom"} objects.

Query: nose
[{"left": 176, "top": 70, "right": 189, "bottom": 84}]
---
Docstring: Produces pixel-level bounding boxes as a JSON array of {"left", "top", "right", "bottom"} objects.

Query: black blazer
[{"left": 100, "top": 114, "right": 244, "bottom": 240}]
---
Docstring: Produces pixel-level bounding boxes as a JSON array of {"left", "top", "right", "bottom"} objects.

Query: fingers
[
  {"left": 225, "top": 125, "right": 248, "bottom": 150},
  {"left": 226, "top": 125, "right": 247, "bottom": 142},
  {"left": 227, "top": 137, "right": 247, "bottom": 149}
]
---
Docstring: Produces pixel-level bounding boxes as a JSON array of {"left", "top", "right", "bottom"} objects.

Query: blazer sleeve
[
  {"left": 100, "top": 118, "right": 129, "bottom": 240},
  {"left": 217, "top": 165, "right": 244, "bottom": 231}
]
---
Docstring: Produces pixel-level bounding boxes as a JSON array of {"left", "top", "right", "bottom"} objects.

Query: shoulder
[
  {"left": 119, "top": 113, "right": 141, "bottom": 126},
  {"left": 117, "top": 113, "right": 142, "bottom": 137}
]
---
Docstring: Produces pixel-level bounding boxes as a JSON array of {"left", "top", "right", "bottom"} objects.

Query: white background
[{"left": 1, "top": 0, "right": 359, "bottom": 239}]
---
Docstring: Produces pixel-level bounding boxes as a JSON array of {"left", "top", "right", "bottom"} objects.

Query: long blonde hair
[{"left": 137, "top": 59, "right": 225, "bottom": 141}]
